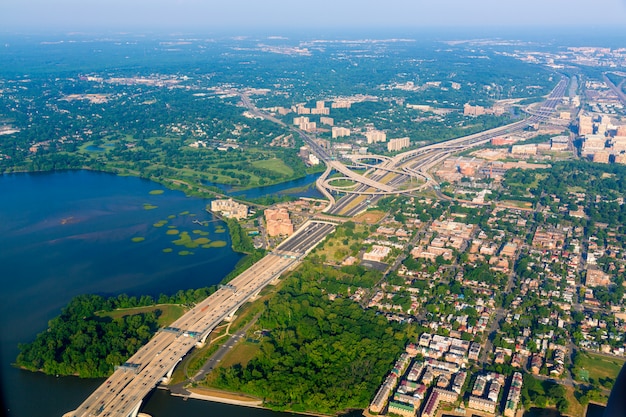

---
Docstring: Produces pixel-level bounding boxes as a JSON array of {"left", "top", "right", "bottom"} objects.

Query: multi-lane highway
[
  {"left": 64, "top": 220, "right": 334, "bottom": 417},
  {"left": 326, "top": 77, "right": 568, "bottom": 215}
]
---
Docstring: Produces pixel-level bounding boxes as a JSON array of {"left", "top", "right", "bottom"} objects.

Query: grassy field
[
  {"left": 500, "top": 200, "right": 534, "bottom": 209},
  {"left": 328, "top": 178, "right": 358, "bottom": 188},
  {"left": 252, "top": 158, "right": 294, "bottom": 176},
  {"left": 314, "top": 224, "right": 367, "bottom": 263},
  {"left": 564, "top": 386, "right": 585, "bottom": 417},
  {"left": 97, "top": 304, "right": 186, "bottom": 328},
  {"left": 575, "top": 352, "right": 625, "bottom": 382},
  {"left": 217, "top": 342, "right": 260, "bottom": 369}
]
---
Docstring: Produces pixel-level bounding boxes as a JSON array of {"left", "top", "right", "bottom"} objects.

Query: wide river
[{"left": 0, "top": 170, "right": 314, "bottom": 417}]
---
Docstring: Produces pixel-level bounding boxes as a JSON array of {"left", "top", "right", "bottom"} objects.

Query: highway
[
  {"left": 64, "top": 220, "right": 335, "bottom": 417},
  {"left": 327, "top": 77, "right": 568, "bottom": 215}
]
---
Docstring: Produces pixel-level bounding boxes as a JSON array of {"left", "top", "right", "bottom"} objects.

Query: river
[
  {"left": 0, "top": 170, "right": 311, "bottom": 417},
  {"left": 204, "top": 173, "right": 323, "bottom": 200}
]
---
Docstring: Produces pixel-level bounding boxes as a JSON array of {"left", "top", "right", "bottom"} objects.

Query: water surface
[{"left": 0, "top": 170, "right": 243, "bottom": 417}]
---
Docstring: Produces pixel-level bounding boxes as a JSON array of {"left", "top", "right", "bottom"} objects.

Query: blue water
[
  {"left": 0, "top": 170, "right": 360, "bottom": 417},
  {"left": 0, "top": 170, "right": 244, "bottom": 417},
  {"left": 84, "top": 145, "right": 106, "bottom": 152},
  {"left": 205, "top": 173, "right": 323, "bottom": 200},
  {"left": 586, "top": 403, "right": 606, "bottom": 417}
]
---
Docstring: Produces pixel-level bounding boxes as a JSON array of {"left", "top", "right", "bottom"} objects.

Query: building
[
  {"left": 492, "top": 136, "right": 516, "bottom": 146},
  {"left": 295, "top": 105, "right": 311, "bottom": 115},
  {"left": 332, "top": 127, "right": 351, "bottom": 138},
  {"left": 500, "top": 242, "right": 518, "bottom": 258},
  {"left": 319, "top": 116, "right": 334, "bottom": 126},
  {"left": 311, "top": 100, "right": 330, "bottom": 115},
  {"left": 468, "top": 343, "right": 481, "bottom": 361},
  {"left": 363, "top": 245, "right": 391, "bottom": 263},
  {"left": 331, "top": 100, "right": 351, "bottom": 109},
  {"left": 504, "top": 372, "right": 523, "bottom": 417},
  {"left": 293, "top": 116, "right": 316, "bottom": 131},
  {"left": 210, "top": 199, "right": 249, "bottom": 220},
  {"left": 583, "top": 135, "right": 607, "bottom": 156},
  {"left": 388, "top": 137, "right": 410, "bottom": 152},
  {"left": 265, "top": 208, "right": 294, "bottom": 237},
  {"left": 615, "top": 153, "right": 626, "bottom": 164},
  {"left": 468, "top": 396, "right": 496, "bottom": 414},
  {"left": 464, "top": 103, "right": 486, "bottom": 116},
  {"left": 387, "top": 401, "right": 416, "bottom": 417},
  {"left": 369, "top": 374, "right": 397, "bottom": 413},
  {"left": 551, "top": 135, "right": 569, "bottom": 151},
  {"left": 530, "top": 354, "right": 542, "bottom": 374},
  {"left": 593, "top": 150, "right": 610, "bottom": 163},
  {"left": 579, "top": 114, "right": 594, "bottom": 135},
  {"left": 511, "top": 144, "right": 538, "bottom": 155},
  {"left": 422, "top": 389, "right": 458, "bottom": 417},
  {"left": 365, "top": 130, "right": 387, "bottom": 144},
  {"left": 308, "top": 154, "right": 320, "bottom": 165}
]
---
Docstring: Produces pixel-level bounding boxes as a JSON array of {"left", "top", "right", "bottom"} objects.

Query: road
[{"left": 64, "top": 220, "right": 334, "bottom": 417}]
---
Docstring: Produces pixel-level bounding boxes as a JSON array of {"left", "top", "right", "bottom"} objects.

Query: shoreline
[
  {"left": 175, "top": 387, "right": 357, "bottom": 417},
  {"left": 175, "top": 387, "right": 264, "bottom": 408}
]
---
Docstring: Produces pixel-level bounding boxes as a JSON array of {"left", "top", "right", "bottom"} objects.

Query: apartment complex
[
  {"left": 332, "top": 126, "right": 351, "bottom": 138},
  {"left": 365, "top": 130, "right": 387, "bottom": 144},
  {"left": 265, "top": 208, "right": 294, "bottom": 237},
  {"left": 210, "top": 199, "right": 249, "bottom": 220},
  {"left": 388, "top": 137, "right": 410, "bottom": 152}
]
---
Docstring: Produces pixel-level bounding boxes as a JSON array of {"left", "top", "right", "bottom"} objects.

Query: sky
[{"left": 2, "top": 0, "right": 626, "bottom": 33}]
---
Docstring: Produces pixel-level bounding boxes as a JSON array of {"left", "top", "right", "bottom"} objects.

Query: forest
[
  {"left": 208, "top": 270, "right": 408, "bottom": 414},
  {"left": 16, "top": 288, "right": 216, "bottom": 378}
]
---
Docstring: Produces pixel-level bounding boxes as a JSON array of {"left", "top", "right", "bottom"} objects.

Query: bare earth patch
[{"left": 353, "top": 210, "right": 386, "bottom": 224}]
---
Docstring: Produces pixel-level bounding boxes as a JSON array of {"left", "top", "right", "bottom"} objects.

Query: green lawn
[
  {"left": 251, "top": 158, "right": 294, "bottom": 176},
  {"left": 328, "top": 178, "right": 357, "bottom": 188},
  {"left": 575, "top": 351, "right": 625, "bottom": 382},
  {"left": 97, "top": 304, "right": 186, "bottom": 327}
]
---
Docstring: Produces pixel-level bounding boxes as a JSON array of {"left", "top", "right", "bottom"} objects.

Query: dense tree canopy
[{"left": 211, "top": 275, "right": 407, "bottom": 414}]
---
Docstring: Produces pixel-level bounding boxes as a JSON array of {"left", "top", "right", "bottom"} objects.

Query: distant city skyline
[{"left": 2, "top": 0, "right": 626, "bottom": 33}]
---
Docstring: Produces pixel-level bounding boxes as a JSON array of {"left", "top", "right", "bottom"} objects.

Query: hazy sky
[{"left": 2, "top": 0, "right": 626, "bottom": 32}]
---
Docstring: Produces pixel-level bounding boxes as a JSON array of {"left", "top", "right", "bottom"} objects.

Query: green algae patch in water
[
  {"left": 149, "top": 190, "right": 165, "bottom": 195},
  {"left": 166, "top": 229, "right": 180, "bottom": 235},
  {"left": 214, "top": 227, "right": 226, "bottom": 234},
  {"left": 153, "top": 220, "right": 168, "bottom": 227},
  {"left": 194, "top": 237, "right": 210, "bottom": 245},
  {"left": 178, "top": 250, "right": 193, "bottom": 256},
  {"left": 192, "top": 230, "right": 210, "bottom": 236},
  {"left": 162, "top": 248, "right": 173, "bottom": 253},
  {"left": 143, "top": 203, "right": 158, "bottom": 210},
  {"left": 208, "top": 240, "right": 227, "bottom": 248},
  {"left": 179, "top": 211, "right": 190, "bottom": 216},
  {"left": 131, "top": 237, "right": 145, "bottom": 243},
  {"left": 168, "top": 215, "right": 176, "bottom": 219},
  {"left": 172, "top": 232, "right": 198, "bottom": 248}
]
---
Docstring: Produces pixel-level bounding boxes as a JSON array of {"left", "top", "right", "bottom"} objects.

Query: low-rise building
[
  {"left": 468, "top": 396, "right": 497, "bottom": 414},
  {"left": 363, "top": 245, "right": 391, "bottom": 263}
]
